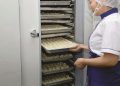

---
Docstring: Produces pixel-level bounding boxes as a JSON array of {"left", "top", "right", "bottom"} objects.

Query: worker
[{"left": 70, "top": 0, "right": 120, "bottom": 86}]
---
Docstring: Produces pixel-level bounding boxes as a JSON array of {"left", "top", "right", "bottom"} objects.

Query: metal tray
[
  {"left": 42, "top": 73, "right": 74, "bottom": 86},
  {"left": 42, "top": 56, "right": 72, "bottom": 62},
  {"left": 41, "top": 33, "right": 71, "bottom": 39},
  {"left": 41, "top": 13, "right": 72, "bottom": 19},
  {"left": 42, "top": 78, "right": 73, "bottom": 86},
  {"left": 41, "top": 7, "right": 73, "bottom": 13},
  {"left": 42, "top": 53, "right": 73, "bottom": 62},
  {"left": 41, "top": 1, "right": 71, "bottom": 6},
  {"left": 42, "top": 67, "right": 74, "bottom": 75},
  {"left": 41, "top": 20, "right": 71, "bottom": 24},
  {"left": 41, "top": 7, "right": 72, "bottom": 11},
  {"left": 41, "top": 28, "right": 72, "bottom": 34},
  {"left": 66, "top": 23, "right": 74, "bottom": 27},
  {"left": 41, "top": 37, "right": 77, "bottom": 53},
  {"left": 41, "top": 24, "right": 72, "bottom": 34}
]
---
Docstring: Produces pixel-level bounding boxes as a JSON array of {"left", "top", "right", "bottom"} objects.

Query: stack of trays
[
  {"left": 41, "top": 0, "right": 75, "bottom": 85},
  {"left": 41, "top": 37, "right": 77, "bottom": 53}
]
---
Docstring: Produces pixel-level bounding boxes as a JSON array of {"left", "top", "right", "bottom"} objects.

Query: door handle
[{"left": 30, "top": 29, "right": 39, "bottom": 37}]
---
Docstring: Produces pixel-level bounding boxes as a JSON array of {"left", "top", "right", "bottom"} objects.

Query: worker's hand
[
  {"left": 69, "top": 44, "right": 83, "bottom": 52},
  {"left": 74, "top": 58, "right": 86, "bottom": 69}
]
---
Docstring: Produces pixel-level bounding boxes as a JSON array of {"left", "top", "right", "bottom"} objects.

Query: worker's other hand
[
  {"left": 69, "top": 44, "right": 82, "bottom": 52},
  {"left": 74, "top": 58, "right": 86, "bottom": 69}
]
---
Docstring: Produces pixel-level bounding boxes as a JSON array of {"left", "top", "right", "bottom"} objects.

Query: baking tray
[
  {"left": 41, "top": 33, "right": 71, "bottom": 39},
  {"left": 41, "top": 7, "right": 72, "bottom": 11},
  {"left": 41, "top": 37, "right": 77, "bottom": 53},
  {"left": 57, "top": 83, "right": 74, "bottom": 86},
  {"left": 41, "top": 13, "right": 72, "bottom": 19},
  {"left": 42, "top": 55, "right": 72, "bottom": 62},
  {"left": 42, "top": 61, "right": 74, "bottom": 75},
  {"left": 42, "top": 73, "right": 74, "bottom": 86},
  {"left": 66, "top": 23, "right": 74, "bottom": 27},
  {"left": 42, "top": 78, "right": 73, "bottom": 86},
  {"left": 41, "top": 20, "right": 71, "bottom": 24},
  {"left": 41, "top": 1, "right": 71, "bottom": 6},
  {"left": 42, "top": 53, "right": 73, "bottom": 62},
  {"left": 41, "top": 7, "right": 73, "bottom": 13},
  {"left": 42, "top": 67, "right": 74, "bottom": 75},
  {"left": 41, "top": 24, "right": 72, "bottom": 34}
]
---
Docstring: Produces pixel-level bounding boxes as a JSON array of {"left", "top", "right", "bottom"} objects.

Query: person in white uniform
[{"left": 70, "top": 0, "right": 120, "bottom": 86}]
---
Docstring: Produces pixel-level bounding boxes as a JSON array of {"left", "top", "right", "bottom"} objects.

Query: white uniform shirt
[{"left": 89, "top": 8, "right": 120, "bottom": 57}]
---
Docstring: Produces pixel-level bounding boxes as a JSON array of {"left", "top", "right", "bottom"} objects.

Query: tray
[
  {"left": 41, "top": 37, "right": 77, "bottom": 53},
  {"left": 41, "top": 20, "right": 71, "bottom": 24},
  {"left": 41, "top": 24, "right": 72, "bottom": 34},
  {"left": 66, "top": 23, "right": 74, "bottom": 27},
  {"left": 41, "top": 7, "right": 72, "bottom": 11},
  {"left": 42, "top": 56, "right": 72, "bottom": 62},
  {"left": 42, "top": 53, "right": 73, "bottom": 62},
  {"left": 41, "top": 13, "right": 72, "bottom": 19},
  {"left": 42, "top": 73, "right": 74, "bottom": 86},
  {"left": 41, "top": 33, "right": 71, "bottom": 39},
  {"left": 41, "top": 1, "right": 71, "bottom": 6},
  {"left": 42, "top": 61, "right": 74, "bottom": 75},
  {"left": 42, "top": 79, "right": 73, "bottom": 86},
  {"left": 42, "top": 67, "right": 74, "bottom": 75},
  {"left": 41, "top": 7, "right": 73, "bottom": 13}
]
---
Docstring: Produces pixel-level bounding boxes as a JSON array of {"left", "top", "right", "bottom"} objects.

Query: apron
[{"left": 87, "top": 51, "right": 120, "bottom": 86}]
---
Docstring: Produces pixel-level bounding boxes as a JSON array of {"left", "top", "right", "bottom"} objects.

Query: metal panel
[
  {"left": 83, "top": 1, "right": 94, "bottom": 85},
  {"left": 75, "top": 0, "right": 94, "bottom": 86},
  {"left": 75, "top": 0, "right": 85, "bottom": 86}
]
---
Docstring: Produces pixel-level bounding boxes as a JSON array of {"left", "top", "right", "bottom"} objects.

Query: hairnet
[{"left": 96, "top": 0, "right": 120, "bottom": 8}]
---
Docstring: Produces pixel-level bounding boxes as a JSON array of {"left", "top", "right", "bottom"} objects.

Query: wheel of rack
[{"left": 40, "top": 0, "right": 76, "bottom": 85}]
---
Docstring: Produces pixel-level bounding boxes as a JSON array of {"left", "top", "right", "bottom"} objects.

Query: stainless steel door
[{"left": 19, "top": 0, "right": 41, "bottom": 86}]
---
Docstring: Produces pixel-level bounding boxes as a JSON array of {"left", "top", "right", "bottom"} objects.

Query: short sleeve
[{"left": 101, "top": 20, "right": 120, "bottom": 56}]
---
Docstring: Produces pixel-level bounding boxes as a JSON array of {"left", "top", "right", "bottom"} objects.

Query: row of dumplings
[
  {"left": 42, "top": 53, "right": 72, "bottom": 59},
  {"left": 43, "top": 62, "right": 70, "bottom": 72},
  {"left": 43, "top": 73, "right": 72, "bottom": 85}
]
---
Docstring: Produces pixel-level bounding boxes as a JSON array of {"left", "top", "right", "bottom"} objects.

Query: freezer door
[
  {"left": 19, "top": 0, "right": 41, "bottom": 86},
  {"left": 0, "top": 0, "right": 21, "bottom": 86}
]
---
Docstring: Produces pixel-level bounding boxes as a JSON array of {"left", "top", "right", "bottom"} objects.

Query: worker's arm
[
  {"left": 80, "top": 44, "right": 89, "bottom": 50},
  {"left": 74, "top": 53, "right": 119, "bottom": 69},
  {"left": 69, "top": 44, "right": 89, "bottom": 52}
]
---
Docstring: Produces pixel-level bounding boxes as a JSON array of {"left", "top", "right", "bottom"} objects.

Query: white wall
[
  {"left": 19, "top": 0, "right": 41, "bottom": 86},
  {"left": 0, "top": 0, "right": 21, "bottom": 86}
]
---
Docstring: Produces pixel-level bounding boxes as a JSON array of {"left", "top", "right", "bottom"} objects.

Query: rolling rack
[{"left": 40, "top": 0, "right": 76, "bottom": 85}]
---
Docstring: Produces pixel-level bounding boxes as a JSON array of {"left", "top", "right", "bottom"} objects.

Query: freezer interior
[{"left": 40, "top": 0, "right": 77, "bottom": 85}]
